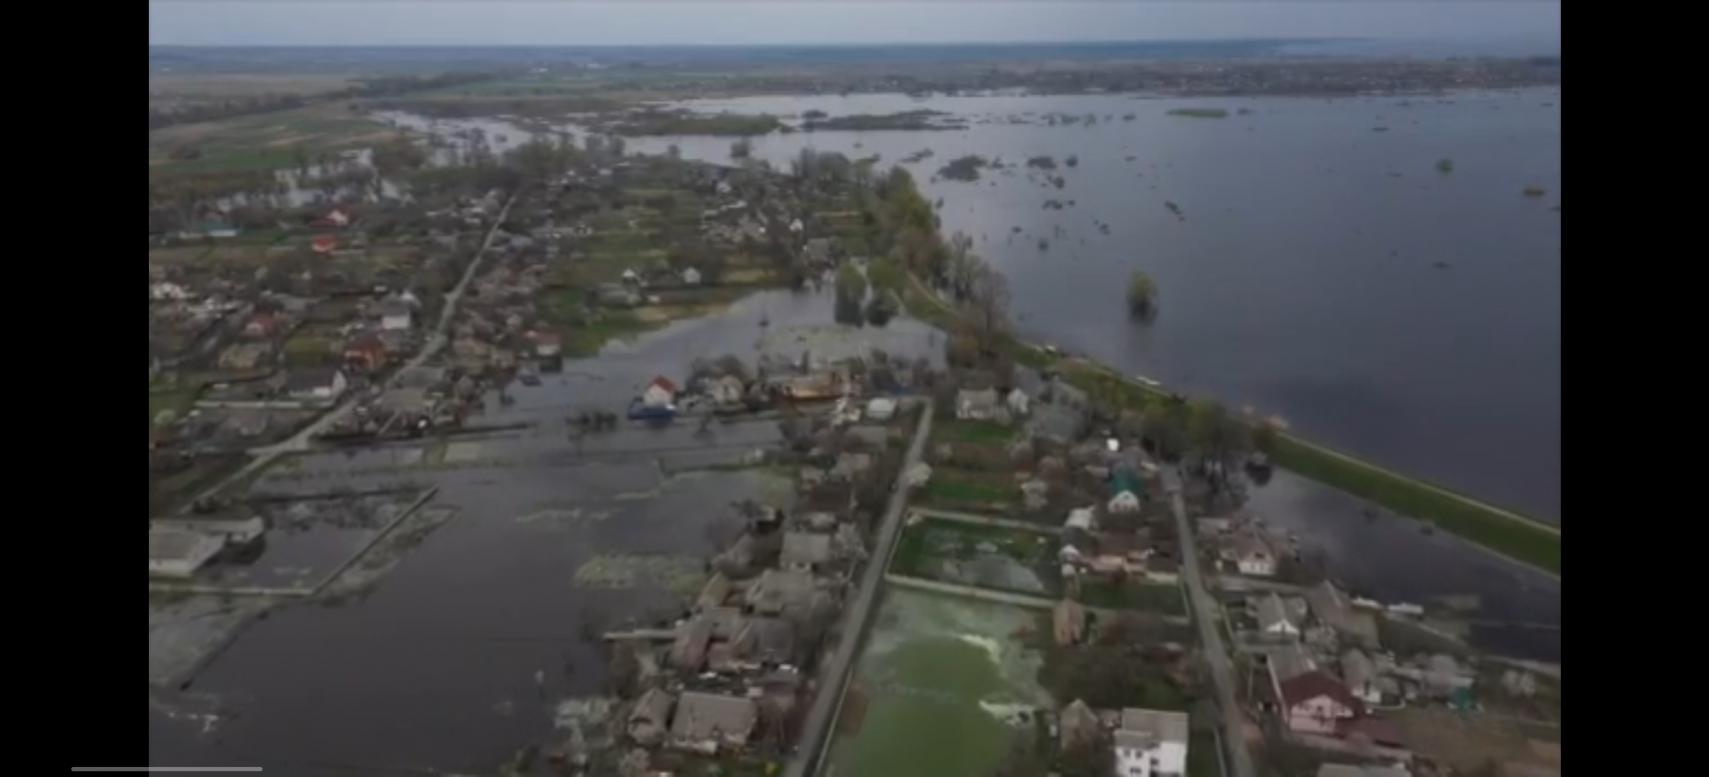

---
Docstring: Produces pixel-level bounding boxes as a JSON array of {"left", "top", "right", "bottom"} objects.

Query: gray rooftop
[
  {"left": 781, "top": 531, "right": 834, "bottom": 566},
  {"left": 745, "top": 568, "right": 817, "bottom": 613},
  {"left": 1256, "top": 592, "right": 1295, "bottom": 631},
  {"left": 1341, "top": 649, "right": 1377, "bottom": 689},
  {"left": 1269, "top": 644, "right": 1317, "bottom": 683},
  {"left": 1119, "top": 707, "right": 1189, "bottom": 747},
  {"left": 148, "top": 528, "right": 224, "bottom": 564},
  {"left": 670, "top": 692, "right": 758, "bottom": 742}
]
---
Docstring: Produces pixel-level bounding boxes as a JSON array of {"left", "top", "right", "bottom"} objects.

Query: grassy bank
[{"left": 1266, "top": 434, "right": 1561, "bottom": 574}]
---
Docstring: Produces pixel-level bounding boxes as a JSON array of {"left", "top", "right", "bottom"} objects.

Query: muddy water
[
  {"left": 148, "top": 287, "right": 937, "bottom": 772},
  {"left": 829, "top": 587, "right": 1051, "bottom": 777}
]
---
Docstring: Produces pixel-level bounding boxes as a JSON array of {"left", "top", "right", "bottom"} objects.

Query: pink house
[{"left": 1277, "top": 670, "right": 1363, "bottom": 735}]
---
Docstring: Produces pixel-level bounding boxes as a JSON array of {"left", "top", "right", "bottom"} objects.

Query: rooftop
[
  {"left": 1256, "top": 592, "right": 1295, "bottom": 631},
  {"left": 781, "top": 531, "right": 833, "bottom": 566},
  {"left": 669, "top": 691, "right": 758, "bottom": 742},
  {"left": 1117, "top": 707, "right": 1189, "bottom": 749},
  {"left": 1279, "top": 670, "right": 1364, "bottom": 714},
  {"left": 148, "top": 528, "right": 224, "bottom": 566}
]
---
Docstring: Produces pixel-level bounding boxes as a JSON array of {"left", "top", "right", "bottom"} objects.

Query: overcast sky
[{"left": 149, "top": 1, "right": 1561, "bottom": 47}]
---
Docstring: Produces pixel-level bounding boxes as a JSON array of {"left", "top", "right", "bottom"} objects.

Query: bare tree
[{"left": 963, "top": 260, "right": 1011, "bottom": 353}]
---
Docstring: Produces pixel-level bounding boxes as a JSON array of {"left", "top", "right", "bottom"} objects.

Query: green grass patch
[
  {"left": 283, "top": 332, "right": 338, "bottom": 366},
  {"left": 891, "top": 517, "right": 1054, "bottom": 578},
  {"left": 935, "top": 418, "right": 1016, "bottom": 446},
  {"left": 1188, "top": 727, "right": 1220, "bottom": 777},
  {"left": 149, "top": 388, "right": 200, "bottom": 426},
  {"left": 1078, "top": 580, "right": 1186, "bottom": 616},
  {"left": 922, "top": 469, "right": 1016, "bottom": 510},
  {"left": 1267, "top": 434, "right": 1561, "bottom": 574}
]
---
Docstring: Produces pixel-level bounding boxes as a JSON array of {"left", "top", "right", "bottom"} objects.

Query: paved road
[
  {"left": 785, "top": 403, "right": 933, "bottom": 777},
  {"left": 190, "top": 195, "right": 519, "bottom": 507},
  {"left": 1167, "top": 467, "right": 1257, "bottom": 777}
]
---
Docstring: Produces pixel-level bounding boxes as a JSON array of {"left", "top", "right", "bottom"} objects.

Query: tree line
[{"left": 148, "top": 72, "right": 496, "bottom": 130}]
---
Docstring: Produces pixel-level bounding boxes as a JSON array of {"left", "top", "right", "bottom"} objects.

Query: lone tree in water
[
  {"left": 834, "top": 263, "right": 868, "bottom": 325},
  {"left": 730, "top": 138, "right": 752, "bottom": 159},
  {"left": 1127, "top": 270, "right": 1158, "bottom": 321}
]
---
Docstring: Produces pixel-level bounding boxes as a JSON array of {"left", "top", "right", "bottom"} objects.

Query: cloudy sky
[{"left": 150, "top": 1, "right": 1561, "bottom": 47}]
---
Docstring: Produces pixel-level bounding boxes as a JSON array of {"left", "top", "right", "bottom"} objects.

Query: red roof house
[
  {"left": 343, "top": 333, "right": 388, "bottom": 371},
  {"left": 1278, "top": 670, "right": 1364, "bottom": 735},
  {"left": 642, "top": 376, "right": 679, "bottom": 408},
  {"left": 311, "top": 235, "right": 338, "bottom": 254}
]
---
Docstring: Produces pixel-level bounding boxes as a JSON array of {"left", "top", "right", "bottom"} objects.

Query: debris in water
[{"left": 1433, "top": 261, "right": 1451, "bottom": 269}]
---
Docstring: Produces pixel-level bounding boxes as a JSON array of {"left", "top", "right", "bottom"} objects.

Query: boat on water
[{"left": 626, "top": 400, "right": 678, "bottom": 421}]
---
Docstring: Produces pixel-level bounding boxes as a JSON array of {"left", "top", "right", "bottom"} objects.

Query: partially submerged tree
[
  {"left": 1127, "top": 270, "right": 1158, "bottom": 321},
  {"left": 835, "top": 263, "right": 868, "bottom": 325},
  {"left": 865, "top": 293, "right": 900, "bottom": 326}
]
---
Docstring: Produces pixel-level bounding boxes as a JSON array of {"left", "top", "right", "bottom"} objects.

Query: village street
[
  {"left": 1169, "top": 467, "right": 1258, "bottom": 777},
  {"left": 785, "top": 402, "right": 934, "bottom": 777}
]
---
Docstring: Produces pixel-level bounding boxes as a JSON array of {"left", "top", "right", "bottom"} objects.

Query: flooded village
[{"left": 150, "top": 53, "right": 1559, "bottom": 777}]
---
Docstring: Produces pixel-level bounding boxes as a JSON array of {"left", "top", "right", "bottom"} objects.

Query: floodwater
[
  {"left": 828, "top": 587, "right": 1052, "bottom": 777},
  {"left": 1245, "top": 469, "right": 1560, "bottom": 662},
  {"left": 148, "top": 287, "right": 935, "bottom": 772},
  {"left": 607, "top": 90, "right": 1563, "bottom": 524}
]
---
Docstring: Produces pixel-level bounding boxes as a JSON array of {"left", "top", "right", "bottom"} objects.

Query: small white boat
[{"left": 1134, "top": 375, "right": 1163, "bottom": 388}]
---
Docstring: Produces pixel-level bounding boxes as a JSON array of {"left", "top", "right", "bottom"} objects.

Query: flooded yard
[
  {"left": 149, "top": 286, "right": 939, "bottom": 772},
  {"left": 828, "top": 587, "right": 1052, "bottom": 777}
]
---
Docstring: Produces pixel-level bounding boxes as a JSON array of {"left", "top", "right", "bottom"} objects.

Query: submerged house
[
  {"left": 642, "top": 376, "right": 679, "bottom": 408},
  {"left": 627, "top": 689, "right": 676, "bottom": 746},
  {"left": 668, "top": 692, "right": 758, "bottom": 754},
  {"left": 147, "top": 528, "right": 225, "bottom": 579}
]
